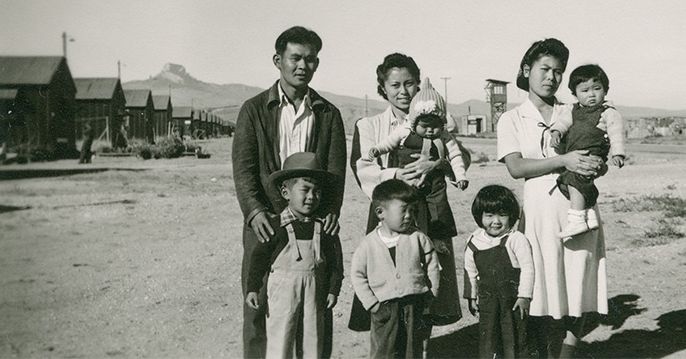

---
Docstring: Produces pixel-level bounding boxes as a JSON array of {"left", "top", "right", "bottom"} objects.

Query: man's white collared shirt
[{"left": 278, "top": 83, "right": 315, "bottom": 166}]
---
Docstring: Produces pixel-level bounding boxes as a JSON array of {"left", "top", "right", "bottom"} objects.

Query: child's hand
[
  {"left": 512, "top": 297, "right": 530, "bottom": 320},
  {"left": 611, "top": 155, "right": 625, "bottom": 168},
  {"left": 245, "top": 292, "right": 260, "bottom": 310},
  {"left": 550, "top": 130, "right": 562, "bottom": 148},
  {"left": 326, "top": 294, "right": 338, "bottom": 309},
  {"left": 369, "top": 302, "right": 381, "bottom": 313},
  {"left": 455, "top": 180, "right": 469, "bottom": 191},
  {"left": 432, "top": 239, "right": 450, "bottom": 255},
  {"left": 468, "top": 298, "right": 479, "bottom": 316},
  {"left": 367, "top": 148, "right": 380, "bottom": 161}
]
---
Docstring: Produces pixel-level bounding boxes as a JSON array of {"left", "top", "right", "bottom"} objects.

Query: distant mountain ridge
[{"left": 124, "top": 63, "right": 686, "bottom": 131}]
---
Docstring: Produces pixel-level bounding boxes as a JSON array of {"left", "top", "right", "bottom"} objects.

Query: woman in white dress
[{"left": 497, "top": 38, "right": 608, "bottom": 358}]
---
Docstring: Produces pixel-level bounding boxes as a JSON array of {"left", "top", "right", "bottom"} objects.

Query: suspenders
[
  {"left": 285, "top": 221, "right": 323, "bottom": 265},
  {"left": 420, "top": 138, "right": 446, "bottom": 159}
]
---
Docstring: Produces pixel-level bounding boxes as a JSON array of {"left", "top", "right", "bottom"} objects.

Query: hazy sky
[{"left": 2, "top": 0, "right": 685, "bottom": 109}]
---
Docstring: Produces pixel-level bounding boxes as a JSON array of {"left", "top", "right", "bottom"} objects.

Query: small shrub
[
  {"left": 29, "top": 147, "right": 55, "bottom": 161},
  {"left": 131, "top": 142, "right": 154, "bottom": 160},
  {"left": 637, "top": 218, "right": 684, "bottom": 246},
  {"left": 611, "top": 194, "right": 686, "bottom": 217},
  {"left": 155, "top": 137, "right": 185, "bottom": 159},
  {"left": 184, "top": 142, "right": 200, "bottom": 153}
]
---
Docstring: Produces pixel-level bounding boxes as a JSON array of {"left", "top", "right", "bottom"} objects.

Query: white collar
[
  {"left": 475, "top": 227, "right": 514, "bottom": 242},
  {"left": 278, "top": 81, "right": 311, "bottom": 109},
  {"left": 384, "top": 106, "right": 409, "bottom": 127}
]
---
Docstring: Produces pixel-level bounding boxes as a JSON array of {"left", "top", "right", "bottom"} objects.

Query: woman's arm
[
  {"left": 502, "top": 150, "right": 602, "bottom": 179},
  {"left": 352, "top": 118, "right": 399, "bottom": 198}
]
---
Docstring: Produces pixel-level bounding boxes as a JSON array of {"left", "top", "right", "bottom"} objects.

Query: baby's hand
[
  {"left": 455, "top": 180, "right": 469, "bottom": 191},
  {"left": 468, "top": 298, "right": 479, "bottom": 316},
  {"left": 611, "top": 155, "right": 625, "bottom": 168},
  {"left": 326, "top": 294, "right": 338, "bottom": 309},
  {"left": 367, "top": 148, "right": 380, "bottom": 161},
  {"left": 369, "top": 302, "right": 381, "bottom": 313},
  {"left": 245, "top": 292, "right": 260, "bottom": 310},
  {"left": 550, "top": 130, "right": 562, "bottom": 148},
  {"left": 432, "top": 239, "right": 450, "bottom": 255},
  {"left": 512, "top": 297, "right": 531, "bottom": 320}
]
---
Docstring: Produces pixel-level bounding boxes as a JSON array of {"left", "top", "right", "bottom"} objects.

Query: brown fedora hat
[{"left": 268, "top": 152, "right": 337, "bottom": 189}]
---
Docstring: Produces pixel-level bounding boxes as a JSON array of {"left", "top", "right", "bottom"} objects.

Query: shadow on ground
[
  {"left": 0, "top": 167, "right": 146, "bottom": 180},
  {"left": 581, "top": 307, "right": 686, "bottom": 358},
  {"left": 428, "top": 295, "right": 686, "bottom": 358}
]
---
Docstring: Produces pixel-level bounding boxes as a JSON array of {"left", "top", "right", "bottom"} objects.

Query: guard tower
[{"left": 485, "top": 79, "right": 509, "bottom": 132}]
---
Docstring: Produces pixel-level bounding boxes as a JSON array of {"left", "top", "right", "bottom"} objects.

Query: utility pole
[
  {"left": 62, "top": 32, "right": 74, "bottom": 60},
  {"left": 117, "top": 60, "right": 121, "bottom": 79},
  {"left": 440, "top": 77, "right": 451, "bottom": 106}
]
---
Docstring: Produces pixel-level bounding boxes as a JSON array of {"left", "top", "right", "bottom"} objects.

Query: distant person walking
[
  {"left": 114, "top": 122, "right": 128, "bottom": 151},
  {"left": 79, "top": 122, "right": 94, "bottom": 164},
  {"left": 497, "top": 38, "right": 608, "bottom": 358},
  {"left": 232, "top": 26, "right": 346, "bottom": 359}
]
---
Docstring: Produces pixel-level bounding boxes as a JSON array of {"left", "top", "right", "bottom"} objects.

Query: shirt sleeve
[
  {"left": 353, "top": 118, "right": 399, "bottom": 199},
  {"left": 232, "top": 101, "right": 270, "bottom": 223},
  {"left": 508, "top": 232, "right": 534, "bottom": 299},
  {"left": 326, "top": 106, "right": 347, "bottom": 216},
  {"left": 246, "top": 236, "right": 279, "bottom": 294},
  {"left": 496, "top": 111, "right": 521, "bottom": 162},
  {"left": 601, "top": 108, "right": 626, "bottom": 157},
  {"left": 322, "top": 232, "right": 344, "bottom": 296},
  {"left": 350, "top": 241, "right": 378, "bottom": 310},
  {"left": 550, "top": 104, "right": 574, "bottom": 135},
  {"left": 417, "top": 232, "right": 440, "bottom": 298},
  {"left": 463, "top": 242, "right": 479, "bottom": 299},
  {"left": 442, "top": 132, "right": 467, "bottom": 182},
  {"left": 373, "top": 126, "right": 409, "bottom": 156}
]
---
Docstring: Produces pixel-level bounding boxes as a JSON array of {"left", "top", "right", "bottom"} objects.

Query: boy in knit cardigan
[{"left": 351, "top": 179, "right": 440, "bottom": 358}]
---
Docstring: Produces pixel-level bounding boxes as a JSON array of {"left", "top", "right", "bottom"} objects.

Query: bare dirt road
[{"left": 1, "top": 138, "right": 685, "bottom": 358}]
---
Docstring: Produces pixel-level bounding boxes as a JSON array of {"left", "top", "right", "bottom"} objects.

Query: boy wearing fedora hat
[{"left": 245, "top": 152, "right": 343, "bottom": 359}]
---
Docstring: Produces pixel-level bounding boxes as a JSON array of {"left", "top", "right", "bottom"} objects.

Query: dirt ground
[{"left": 1, "top": 137, "right": 685, "bottom": 358}]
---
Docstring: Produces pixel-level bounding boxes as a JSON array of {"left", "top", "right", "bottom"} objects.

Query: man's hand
[
  {"left": 249, "top": 211, "right": 274, "bottom": 243},
  {"left": 512, "top": 297, "right": 530, "bottom": 320},
  {"left": 550, "top": 130, "right": 562, "bottom": 148},
  {"left": 245, "top": 292, "right": 260, "bottom": 310},
  {"left": 432, "top": 240, "right": 450, "bottom": 255},
  {"left": 323, "top": 213, "right": 340, "bottom": 236},
  {"left": 369, "top": 302, "right": 380, "bottom": 313},
  {"left": 610, "top": 155, "right": 625, "bottom": 168},
  {"left": 326, "top": 294, "right": 338, "bottom": 309},
  {"left": 468, "top": 298, "right": 479, "bottom": 316}
]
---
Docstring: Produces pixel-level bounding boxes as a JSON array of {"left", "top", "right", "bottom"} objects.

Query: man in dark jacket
[{"left": 232, "top": 26, "right": 346, "bottom": 359}]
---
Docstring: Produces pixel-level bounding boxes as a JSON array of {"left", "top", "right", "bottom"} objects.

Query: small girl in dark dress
[{"left": 464, "top": 185, "right": 534, "bottom": 358}]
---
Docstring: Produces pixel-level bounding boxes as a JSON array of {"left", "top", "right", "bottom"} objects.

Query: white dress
[{"left": 496, "top": 99, "right": 608, "bottom": 319}]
